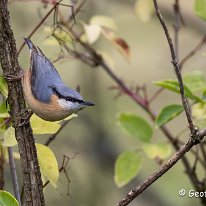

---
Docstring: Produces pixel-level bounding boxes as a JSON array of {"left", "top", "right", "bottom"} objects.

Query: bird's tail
[{"left": 24, "top": 38, "right": 34, "bottom": 50}]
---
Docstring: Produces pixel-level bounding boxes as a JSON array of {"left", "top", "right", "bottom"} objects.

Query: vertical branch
[
  {"left": 8, "top": 147, "right": 21, "bottom": 206},
  {"left": 0, "top": 2, "right": 45, "bottom": 206},
  {"left": 173, "top": 0, "right": 180, "bottom": 58},
  {"left": 153, "top": 0, "right": 195, "bottom": 134}
]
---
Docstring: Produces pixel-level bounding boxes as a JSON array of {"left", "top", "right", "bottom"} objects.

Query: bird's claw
[
  {"left": 18, "top": 109, "right": 33, "bottom": 127},
  {"left": 4, "top": 69, "right": 24, "bottom": 82}
]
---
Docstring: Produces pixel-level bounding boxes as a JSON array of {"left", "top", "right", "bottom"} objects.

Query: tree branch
[
  {"left": 0, "top": 2, "right": 44, "bottom": 206},
  {"left": 153, "top": 0, "right": 195, "bottom": 134},
  {"left": 44, "top": 120, "right": 71, "bottom": 146},
  {"left": 117, "top": 129, "right": 206, "bottom": 206},
  {"left": 180, "top": 34, "right": 206, "bottom": 69}
]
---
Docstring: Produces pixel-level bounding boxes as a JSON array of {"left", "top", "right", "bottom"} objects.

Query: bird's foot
[
  {"left": 18, "top": 109, "right": 33, "bottom": 127},
  {"left": 4, "top": 69, "right": 24, "bottom": 82}
]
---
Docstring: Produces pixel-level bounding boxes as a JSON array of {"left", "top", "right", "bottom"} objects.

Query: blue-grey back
[{"left": 31, "top": 52, "right": 63, "bottom": 103}]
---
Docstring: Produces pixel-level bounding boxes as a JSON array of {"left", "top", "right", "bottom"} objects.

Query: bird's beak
[{"left": 82, "top": 101, "right": 95, "bottom": 106}]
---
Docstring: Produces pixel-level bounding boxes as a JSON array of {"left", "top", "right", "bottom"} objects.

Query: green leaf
[
  {"left": 2, "top": 126, "right": 17, "bottom": 147},
  {"left": 0, "top": 101, "right": 10, "bottom": 118},
  {"left": 155, "top": 79, "right": 204, "bottom": 102},
  {"left": 155, "top": 104, "right": 184, "bottom": 127},
  {"left": 183, "top": 71, "right": 206, "bottom": 93},
  {"left": 194, "top": 0, "right": 206, "bottom": 21},
  {"left": 36, "top": 143, "right": 59, "bottom": 188},
  {"left": 90, "top": 15, "right": 118, "bottom": 31},
  {"left": 135, "top": 0, "right": 154, "bottom": 22},
  {"left": 143, "top": 143, "right": 171, "bottom": 159},
  {"left": 0, "top": 76, "right": 8, "bottom": 98},
  {"left": 0, "top": 190, "right": 19, "bottom": 206},
  {"left": 118, "top": 113, "right": 152, "bottom": 142},
  {"left": 114, "top": 151, "right": 142, "bottom": 187}
]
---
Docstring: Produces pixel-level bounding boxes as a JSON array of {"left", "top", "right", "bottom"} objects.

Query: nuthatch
[{"left": 22, "top": 38, "right": 94, "bottom": 121}]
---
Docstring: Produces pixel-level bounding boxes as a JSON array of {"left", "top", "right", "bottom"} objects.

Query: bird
[{"left": 22, "top": 38, "right": 94, "bottom": 121}]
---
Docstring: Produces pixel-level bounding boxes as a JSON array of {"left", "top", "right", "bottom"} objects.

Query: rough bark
[{"left": 0, "top": 1, "right": 45, "bottom": 206}]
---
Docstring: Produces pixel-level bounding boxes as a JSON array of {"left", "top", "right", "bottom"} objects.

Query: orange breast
[{"left": 22, "top": 70, "right": 72, "bottom": 121}]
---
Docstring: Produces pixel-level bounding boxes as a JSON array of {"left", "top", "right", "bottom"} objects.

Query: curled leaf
[{"left": 102, "top": 29, "right": 130, "bottom": 62}]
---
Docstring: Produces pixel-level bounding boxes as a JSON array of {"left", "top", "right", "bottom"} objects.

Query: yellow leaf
[
  {"left": 135, "top": 0, "right": 154, "bottom": 22},
  {"left": 84, "top": 24, "right": 101, "bottom": 44},
  {"left": 30, "top": 114, "right": 61, "bottom": 134},
  {"left": 102, "top": 29, "right": 130, "bottom": 62},
  {"left": 90, "top": 15, "right": 118, "bottom": 31},
  {"left": 63, "top": 113, "right": 78, "bottom": 121},
  {"left": 2, "top": 126, "right": 17, "bottom": 147},
  {"left": 36, "top": 143, "right": 59, "bottom": 188},
  {"left": 43, "top": 37, "right": 59, "bottom": 46},
  {"left": 143, "top": 143, "right": 171, "bottom": 159},
  {"left": 13, "top": 152, "right": 20, "bottom": 160},
  {"left": 43, "top": 26, "right": 73, "bottom": 45}
]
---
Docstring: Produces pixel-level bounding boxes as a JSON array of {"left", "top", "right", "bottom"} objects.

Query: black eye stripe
[{"left": 52, "top": 87, "right": 84, "bottom": 104}]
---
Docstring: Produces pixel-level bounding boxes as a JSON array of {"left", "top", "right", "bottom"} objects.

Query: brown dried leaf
[{"left": 102, "top": 28, "right": 131, "bottom": 62}]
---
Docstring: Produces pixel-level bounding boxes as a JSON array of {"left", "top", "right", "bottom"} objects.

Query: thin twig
[
  {"left": 153, "top": 0, "right": 195, "bottom": 134},
  {"left": 44, "top": 120, "right": 71, "bottom": 146},
  {"left": 180, "top": 34, "right": 206, "bottom": 69},
  {"left": 0, "top": 117, "right": 11, "bottom": 128},
  {"left": 148, "top": 88, "right": 164, "bottom": 104},
  {"left": 43, "top": 154, "right": 77, "bottom": 188},
  {"left": 117, "top": 129, "right": 206, "bottom": 206},
  {"left": 173, "top": 0, "right": 180, "bottom": 58},
  {"left": 17, "top": 0, "right": 63, "bottom": 55},
  {"left": 17, "top": 0, "right": 87, "bottom": 55},
  {"left": 8, "top": 147, "right": 21, "bottom": 206}
]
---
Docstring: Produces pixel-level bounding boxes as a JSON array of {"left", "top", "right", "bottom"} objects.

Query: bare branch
[
  {"left": 180, "top": 34, "right": 206, "bottom": 69},
  {"left": 0, "top": 2, "right": 45, "bottom": 205},
  {"left": 117, "top": 129, "right": 206, "bottom": 206},
  {"left": 44, "top": 120, "right": 71, "bottom": 146},
  {"left": 153, "top": 0, "right": 195, "bottom": 134}
]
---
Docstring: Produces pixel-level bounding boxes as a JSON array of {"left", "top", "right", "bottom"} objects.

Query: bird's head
[{"left": 52, "top": 86, "right": 94, "bottom": 114}]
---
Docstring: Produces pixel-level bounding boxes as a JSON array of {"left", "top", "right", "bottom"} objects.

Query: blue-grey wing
[{"left": 30, "top": 49, "right": 64, "bottom": 103}]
